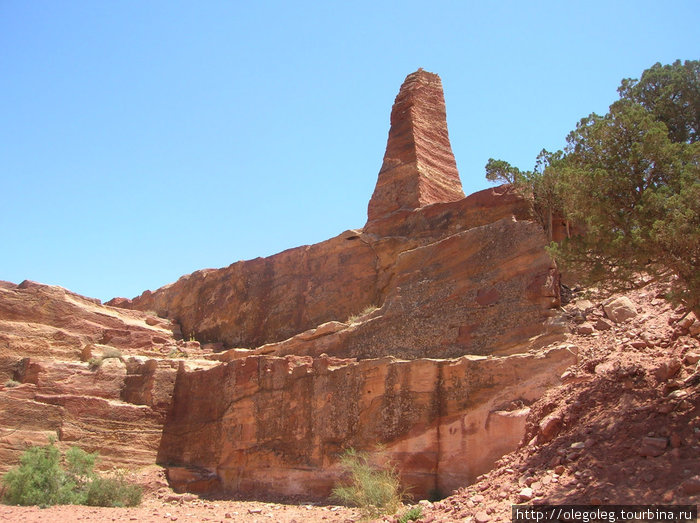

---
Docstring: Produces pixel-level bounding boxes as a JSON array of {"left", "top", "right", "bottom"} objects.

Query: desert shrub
[
  {"left": 1, "top": 442, "right": 75, "bottom": 506},
  {"left": 1, "top": 442, "right": 141, "bottom": 507},
  {"left": 4, "top": 380, "right": 20, "bottom": 388},
  {"left": 331, "top": 448, "right": 406, "bottom": 517},
  {"left": 101, "top": 347, "right": 123, "bottom": 360},
  {"left": 84, "top": 473, "right": 142, "bottom": 507},
  {"left": 347, "top": 305, "right": 379, "bottom": 324},
  {"left": 398, "top": 505, "right": 423, "bottom": 523}
]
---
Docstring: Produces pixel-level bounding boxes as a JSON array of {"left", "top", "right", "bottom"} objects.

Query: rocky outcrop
[
  {"left": 158, "top": 346, "right": 575, "bottom": 500},
  {"left": 0, "top": 280, "right": 187, "bottom": 361},
  {"left": 0, "top": 280, "right": 216, "bottom": 473},
  {"left": 111, "top": 184, "right": 558, "bottom": 358},
  {"left": 110, "top": 71, "right": 556, "bottom": 361},
  {"left": 3, "top": 70, "right": 573, "bottom": 503},
  {"left": 366, "top": 69, "right": 464, "bottom": 225}
]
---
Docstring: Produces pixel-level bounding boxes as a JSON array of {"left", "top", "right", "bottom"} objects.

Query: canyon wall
[
  {"left": 158, "top": 347, "right": 574, "bottom": 500},
  {"left": 0, "top": 280, "right": 214, "bottom": 473},
  {"left": 1, "top": 70, "right": 574, "bottom": 502}
]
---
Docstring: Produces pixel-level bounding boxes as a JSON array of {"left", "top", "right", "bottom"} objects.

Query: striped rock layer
[{"left": 366, "top": 69, "right": 465, "bottom": 225}]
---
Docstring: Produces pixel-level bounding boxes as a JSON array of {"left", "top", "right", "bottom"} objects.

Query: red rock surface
[
  {"left": 0, "top": 280, "right": 216, "bottom": 473},
  {"left": 111, "top": 186, "right": 559, "bottom": 360},
  {"left": 2, "top": 70, "right": 579, "bottom": 509},
  {"left": 157, "top": 346, "right": 574, "bottom": 501},
  {"left": 366, "top": 69, "right": 465, "bottom": 224},
  {"left": 421, "top": 285, "right": 700, "bottom": 521}
]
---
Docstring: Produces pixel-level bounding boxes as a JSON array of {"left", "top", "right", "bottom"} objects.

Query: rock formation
[
  {"left": 3, "top": 70, "right": 574, "bottom": 502},
  {"left": 366, "top": 68, "right": 465, "bottom": 225},
  {"left": 158, "top": 347, "right": 574, "bottom": 500},
  {"left": 0, "top": 280, "right": 215, "bottom": 473}
]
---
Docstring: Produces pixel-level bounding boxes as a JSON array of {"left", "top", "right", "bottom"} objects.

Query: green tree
[
  {"left": 550, "top": 100, "right": 699, "bottom": 310},
  {"left": 484, "top": 158, "right": 526, "bottom": 185},
  {"left": 485, "top": 60, "right": 700, "bottom": 312},
  {"left": 618, "top": 59, "right": 699, "bottom": 144}
]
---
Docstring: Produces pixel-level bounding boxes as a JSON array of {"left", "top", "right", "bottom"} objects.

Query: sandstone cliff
[
  {"left": 3, "top": 70, "right": 573, "bottom": 503},
  {"left": 110, "top": 70, "right": 561, "bottom": 360},
  {"left": 0, "top": 280, "right": 215, "bottom": 473},
  {"left": 158, "top": 347, "right": 574, "bottom": 500}
]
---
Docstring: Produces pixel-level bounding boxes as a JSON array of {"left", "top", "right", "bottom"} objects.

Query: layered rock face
[
  {"left": 366, "top": 69, "right": 465, "bottom": 224},
  {"left": 3, "top": 70, "right": 572, "bottom": 502},
  {"left": 159, "top": 347, "right": 574, "bottom": 500},
  {"left": 0, "top": 280, "right": 215, "bottom": 473},
  {"left": 116, "top": 70, "right": 569, "bottom": 498}
]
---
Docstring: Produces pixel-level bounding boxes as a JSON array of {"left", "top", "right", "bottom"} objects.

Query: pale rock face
[{"left": 603, "top": 296, "right": 638, "bottom": 323}]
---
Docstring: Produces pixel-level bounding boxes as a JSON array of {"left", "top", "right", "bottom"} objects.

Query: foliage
[
  {"left": 84, "top": 473, "right": 142, "bottom": 507},
  {"left": 485, "top": 60, "right": 700, "bottom": 312},
  {"left": 550, "top": 100, "right": 699, "bottom": 308},
  {"left": 618, "top": 59, "right": 699, "bottom": 144},
  {"left": 331, "top": 448, "right": 407, "bottom": 517},
  {"left": 1, "top": 442, "right": 142, "bottom": 507},
  {"left": 398, "top": 505, "right": 423, "bottom": 522},
  {"left": 2, "top": 442, "right": 75, "bottom": 506},
  {"left": 347, "top": 305, "right": 379, "bottom": 324},
  {"left": 484, "top": 158, "right": 526, "bottom": 185}
]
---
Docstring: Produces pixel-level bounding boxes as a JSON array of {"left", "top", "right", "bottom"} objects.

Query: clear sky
[{"left": 1, "top": 1, "right": 698, "bottom": 301}]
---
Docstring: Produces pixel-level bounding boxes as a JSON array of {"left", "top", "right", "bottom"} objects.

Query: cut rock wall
[
  {"left": 158, "top": 347, "right": 575, "bottom": 500},
  {"left": 2, "top": 70, "right": 574, "bottom": 502}
]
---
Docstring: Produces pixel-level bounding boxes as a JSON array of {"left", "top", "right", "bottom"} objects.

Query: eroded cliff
[{"left": 2, "top": 69, "right": 574, "bottom": 502}]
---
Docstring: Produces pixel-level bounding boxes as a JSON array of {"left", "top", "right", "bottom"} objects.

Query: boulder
[{"left": 603, "top": 297, "right": 638, "bottom": 323}]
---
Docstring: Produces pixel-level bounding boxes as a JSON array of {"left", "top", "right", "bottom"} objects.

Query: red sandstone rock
[
  {"left": 2, "top": 70, "right": 573, "bottom": 505},
  {"left": 113, "top": 187, "right": 558, "bottom": 359},
  {"left": 0, "top": 280, "right": 210, "bottom": 473},
  {"left": 158, "top": 346, "right": 574, "bottom": 500},
  {"left": 366, "top": 69, "right": 465, "bottom": 224}
]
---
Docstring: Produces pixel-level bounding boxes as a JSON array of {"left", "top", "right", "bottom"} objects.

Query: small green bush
[
  {"left": 398, "top": 506, "right": 423, "bottom": 523},
  {"left": 85, "top": 474, "right": 142, "bottom": 507},
  {"left": 331, "top": 448, "right": 407, "bottom": 517},
  {"left": 1, "top": 442, "right": 141, "bottom": 507}
]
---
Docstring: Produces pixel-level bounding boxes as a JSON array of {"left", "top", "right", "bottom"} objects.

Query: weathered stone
[
  {"left": 366, "top": 69, "right": 464, "bottom": 225},
  {"left": 684, "top": 352, "right": 700, "bottom": 365},
  {"left": 577, "top": 324, "right": 594, "bottom": 335},
  {"left": 637, "top": 436, "right": 667, "bottom": 457},
  {"left": 603, "top": 297, "right": 637, "bottom": 323},
  {"left": 157, "top": 347, "right": 574, "bottom": 500},
  {"left": 680, "top": 475, "right": 700, "bottom": 495},
  {"left": 653, "top": 359, "right": 682, "bottom": 381},
  {"left": 518, "top": 487, "right": 533, "bottom": 501},
  {"left": 538, "top": 414, "right": 562, "bottom": 442},
  {"left": 594, "top": 318, "right": 613, "bottom": 331}
]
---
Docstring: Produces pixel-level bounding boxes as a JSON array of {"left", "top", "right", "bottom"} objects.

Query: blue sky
[{"left": 1, "top": 1, "right": 698, "bottom": 301}]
